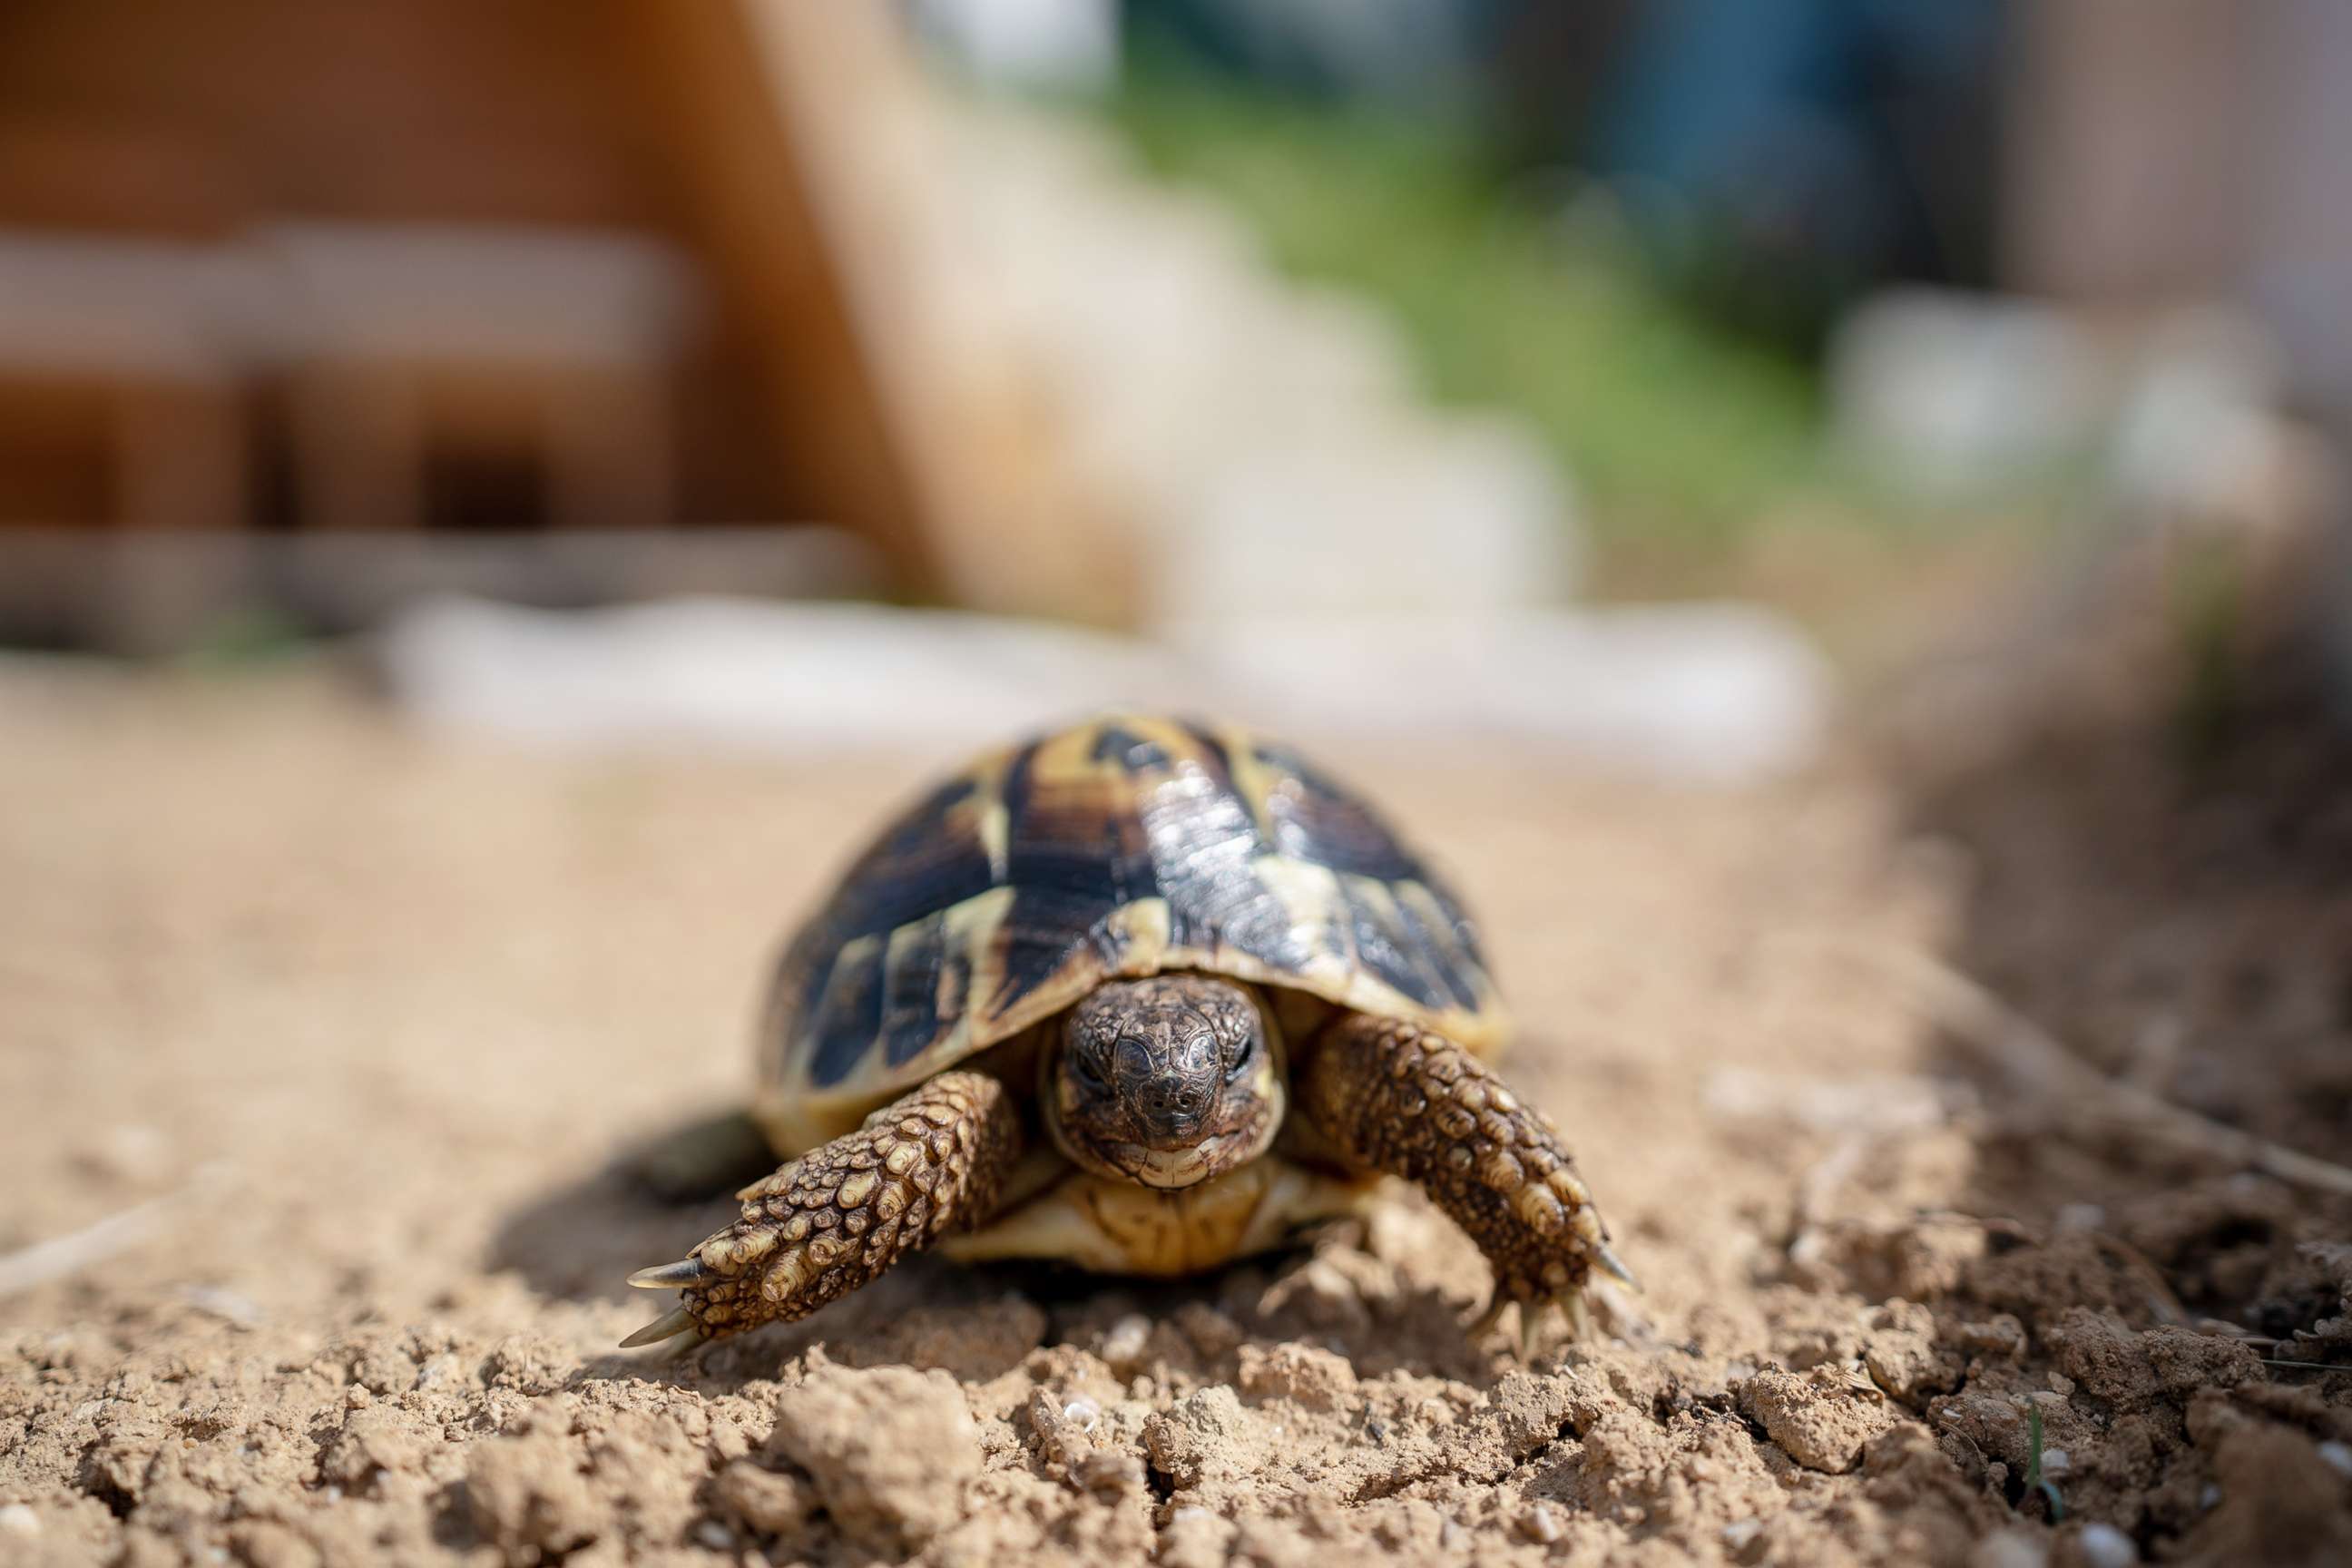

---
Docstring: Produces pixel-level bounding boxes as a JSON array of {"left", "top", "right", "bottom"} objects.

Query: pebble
[
  {"left": 83, "top": 1123, "right": 170, "bottom": 1184},
  {"left": 175, "top": 1284, "right": 264, "bottom": 1328},
  {"left": 2318, "top": 1440, "right": 2352, "bottom": 1478},
  {"left": 1061, "top": 1396, "right": 1102, "bottom": 1432},
  {"left": 694, "top": 1520, "right": 732, "bottom": 1551},
  {"left": 2077, "top": 1522, "right": 2137, "bottom": 1568},
  {"left": 2037, "top": 1447, "right": 2071, "bottom": 1477},
  {"left": 1101, "top": 1314, "right": 1151, "bottom": 1372},
  {"left": 0, "top": 1504, "right": 39, "bottom": 1538},
  {"left": 1721, "top": 1518, "right": 1761, "bottom": 1549},
  {"left": 1969, "top": 1529, "right": 2047, "bottom": 1568},
  {"left": 1518, "top": 1503, "right": 1563, "bottom": 1544}
]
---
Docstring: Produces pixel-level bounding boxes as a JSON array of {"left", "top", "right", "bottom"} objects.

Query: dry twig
[{"left": 1776, "top": 934, "right": 2352, "bottom": 1199}]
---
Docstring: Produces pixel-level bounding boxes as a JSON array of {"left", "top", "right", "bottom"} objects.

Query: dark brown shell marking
[{"left": 762, "top": 713, "right": 1504, "bottom": 1102}]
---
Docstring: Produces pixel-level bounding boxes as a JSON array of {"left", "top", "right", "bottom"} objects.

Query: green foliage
[
  {"left": 1098, "top": 68, "right": 1828, "bottom": 549},
  {"left": 2024, "top": 1403, "right": 2066, "bottom": 1521},
  {"left": 177, "top": 606, "right": 312, "bottom": 667}
]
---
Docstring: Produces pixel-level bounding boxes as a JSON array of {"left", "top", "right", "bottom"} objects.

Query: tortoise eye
[{"left": 1222, "top": 1031, "right": 1255, "bottom": 1083}]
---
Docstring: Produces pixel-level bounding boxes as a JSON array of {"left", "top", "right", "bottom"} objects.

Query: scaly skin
[
  {"left": 627, "top": 1071, "right": 1024, "bottom": 1346},
  {"left": 1297, "top": 1014, "right": 1618, "bottom": 1318}
]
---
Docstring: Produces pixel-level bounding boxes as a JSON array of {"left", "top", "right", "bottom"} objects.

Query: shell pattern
[{"left": 760, "top": 713, "right": 1506, "bottom": 1113}]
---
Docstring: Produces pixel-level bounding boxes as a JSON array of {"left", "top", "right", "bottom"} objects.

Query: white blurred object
[
  {"left": 909, "top": 0, "right": 1119, "bottom": 93},
  {"left": 940, "top": 105, "right": 1585, "bottom": 624},
  {"left": 378, "top": 597, "right": 1828, "bottom": 784},
  {"left": 1177, "top": 605, "right": 1828, "bottom": 783},
  {"left": 255, "top": 223, "right": 699, "bottom": 367},
  {"left": 378, "top": 598, "right": 1182, "bottom": 763},
  {"left": 1164, "top": 416, "right": 1577, "bottom": 622},
  {"left": 0, "top": 233, "right": 255, "bottom": 382},
  {"left": 2105, "top": 308, "right": 2296, "bottom": 532},
  {"left": 1826, "top": 288, "right": 2105, "bottom": 501}
]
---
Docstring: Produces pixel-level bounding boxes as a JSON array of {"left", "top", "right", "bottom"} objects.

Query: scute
[{"left": 760, "top": 713, "right": 1506, "bottom": 1138}]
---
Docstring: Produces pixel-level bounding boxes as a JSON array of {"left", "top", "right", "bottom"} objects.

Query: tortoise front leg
[
  {"left": 1296, "top": 1015, "right": 1632, "bottom": 1344},
  {"left": 622, "top": 1070, "right": 1023, "bottom": 1349}
]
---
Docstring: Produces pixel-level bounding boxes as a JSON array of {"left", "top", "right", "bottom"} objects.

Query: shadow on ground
[{"left": 490, "top": 1112, "right": 1505, "bottom": 1389}]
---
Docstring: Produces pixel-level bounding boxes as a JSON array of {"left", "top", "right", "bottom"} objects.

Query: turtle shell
[{"left": 758, "top": 713, "right": 1506, "bottom": 1136}]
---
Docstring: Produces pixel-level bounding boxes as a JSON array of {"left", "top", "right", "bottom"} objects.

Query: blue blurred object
[
  {"left": 1584, "top": 0, "right": 2002, "bottom": 341},
  {"left": 1124, "top": 0, "right": 1482, "bottom": 103}
]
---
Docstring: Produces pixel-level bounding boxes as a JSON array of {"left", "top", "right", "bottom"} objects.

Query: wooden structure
[{"left": 0, "top": 1, "right": 1109, "bottom": 640}]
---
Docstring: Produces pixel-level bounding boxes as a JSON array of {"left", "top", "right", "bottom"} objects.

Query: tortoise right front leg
[
  {"left": 1295, "top": 1014, "right": 1632, "bottom": 1344},
  {"left": 622, "top": 1070, "right": 1023, "bottom": 1349}
]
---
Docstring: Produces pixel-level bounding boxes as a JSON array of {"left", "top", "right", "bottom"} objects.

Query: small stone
[
  {"left": 1062, "top": 1396, "right": 1102, "bottom": 1431},
  {"left": 1518, "top": 1503, "right": 1563, "bottom": 1544},
  {"left": 2319, "top": 1441, "right": 2352, "bottom": 1478},
  {"left": 1101, "top": 1313, "right": 1152, "bottom": 1372},
  {"left": 1722, "top": 1518, "right": 1761, "bottom": 1550},
  {"left": 82, "top": 1122, "right": 171, "bottom": 1184},
  {"left": 2076, "top": 1522, "right": 2137, "bottom": 1568},
  {"left": 174, "top": 1284, "right": 264, "bottom": 1328},
  {"left": 1969, "top": 1529, "right": 2048, "bottom": 1568},
  {"left": 694, "top": 1520, "right": 732, "bottom": 1550},
  {"left": 0, "top": 1504, "right": 40, "bottom": 1539}
]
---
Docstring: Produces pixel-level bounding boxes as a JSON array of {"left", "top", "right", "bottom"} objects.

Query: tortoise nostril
[{"left": 1143, "top": 1081, "right": 1209, "bottom": 1128}]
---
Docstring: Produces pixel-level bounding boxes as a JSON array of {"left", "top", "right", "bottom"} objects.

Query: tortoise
[{"left": 622, "top": 712, "right": 1629, "bottom": 1352}]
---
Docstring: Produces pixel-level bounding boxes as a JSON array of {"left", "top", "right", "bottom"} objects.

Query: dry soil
[{"left": 4, "top": 664, "right": 2350, "bottom": 1567}]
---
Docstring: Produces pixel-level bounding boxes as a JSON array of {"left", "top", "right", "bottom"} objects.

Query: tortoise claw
[
  {"left": 1520, "top": 1301, "right": 1551, "bottom": 1360},
  {"left": 1595, "top": 1241, "right": 1640, "bottom": 1292},
  {"left": 1468, "top": 1296, "right": 1517, "bottom": 1343},
  {"left": 619, "top": 1304, "right": 700, "bottom": 1348},
  {"left": 627, "top": 1257, "right": 710, "bottom": 1289}
]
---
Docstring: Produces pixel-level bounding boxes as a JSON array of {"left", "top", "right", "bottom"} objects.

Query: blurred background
[
  {"left": 10, "top": 14, "right": 2352, "bottom": 1561},
  {"left": 2, "top": 0, "right": 2344, "bottom": 771}
]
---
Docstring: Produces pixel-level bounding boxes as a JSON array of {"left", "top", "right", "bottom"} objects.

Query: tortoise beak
[{"left": 1105, "top": 1136, "right": 1224, "bottom": 1190}]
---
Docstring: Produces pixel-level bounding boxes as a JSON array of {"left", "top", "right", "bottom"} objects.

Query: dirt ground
[{"left": 5, "top": 660, "right": 2351, "bottom": 1567}]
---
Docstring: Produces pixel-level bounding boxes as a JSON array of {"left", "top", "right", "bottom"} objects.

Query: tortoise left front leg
[
  {"left": 1296, "top": 1014, "right": 1632, "bottom": 1343},
  {"left": 621, "top": 1070, "right": 1023, "bottom": 1351}
]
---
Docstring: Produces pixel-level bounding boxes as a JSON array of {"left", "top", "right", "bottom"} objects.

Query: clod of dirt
[
  {"left": 1863, "top": 1298, "right": 1957, "bottom": 1403},
  {"left": 709, "top": 1459, "right": 816, "bottom": 1540},
  {"left": 2045, "top": 1311, "right": 2261, "bottom": 1412},
  {"left": 1741, "top": 1365, "right": 1901, "bottom": 1474},
  {"left": 1237, "top": 1342, "right": 1358, "bottom": 1411},
  {"left": 1144, "top": 1386, "right": 1263, "bottom": 1490},
  {"left": 2179, "top": 1418, "right": 2352, "bottom": 1565},
  {"left": 466, "top": 1417, "right": 601, "bottom": 1565},
  {"left": 763, "top": 1363, "right": 981, "bottom": 1553},
  {"left": 317, "top": 1406, "right": 426, "bottom": 1498}
]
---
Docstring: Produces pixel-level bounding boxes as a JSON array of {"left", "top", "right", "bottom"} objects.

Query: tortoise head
[{"left": 1044, "top": 975, "right": 1284, "bottom": 1190}]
